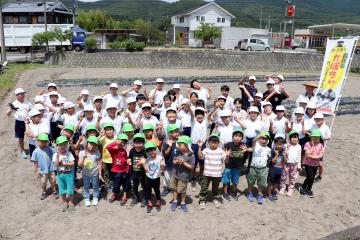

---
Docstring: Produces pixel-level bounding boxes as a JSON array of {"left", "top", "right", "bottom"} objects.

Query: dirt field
[{"left": 0, "top": 67, "right": 360, "bottom": 240}]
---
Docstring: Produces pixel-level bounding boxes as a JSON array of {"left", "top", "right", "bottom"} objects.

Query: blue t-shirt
[
  {"left": 161, "top": 141, "right": 177, "bottom": 170},
  {"left": 31, "top": 145, "right": 57, "bottom": 174},
  {"left": 269, "top": 149, "right": 284, "bottom": 174}
]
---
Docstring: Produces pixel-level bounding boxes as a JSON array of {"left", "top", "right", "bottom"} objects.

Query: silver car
[{"left": 238, "top": 38, "right": 271, "bottom": 51}]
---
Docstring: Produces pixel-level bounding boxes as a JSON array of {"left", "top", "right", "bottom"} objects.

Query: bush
[
  {"left": 108, "top": 39, "right": 145, "bottom": 51},
  {"left": 84, "top": 38, "right": 97, "bottom": 49},
  {"left": 108, "top": 41, "right": 125, "bottom": 49},
  {"left": 351, "top": 67, "right": 360, "bottom": 74}
]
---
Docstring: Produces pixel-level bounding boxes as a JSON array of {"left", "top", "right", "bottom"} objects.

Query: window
[
  {"left": 256, "top": 39, "right": 265, "bottom": 45},
  {"left": 196, "top": 16, "right": 200, "bottom": 21},
  {"left": 250, "top": 39, "right": 256, "bottom": 43},
  {"left": 222, "top": 18, "right": 225, "bottom": 23},
  {"left": 201, "top": 16, "right": 205, "bottom": 22},
  {"left": 37, "top": 16, "right": 45, "bottom": 23},
  {"left": 179, "top": 16, "right": 184, "bottom": 23},
  {"left": 19, "top": 16, "right": 28, "bottom": 24},
  {"left": 4, "top": 16, "right": 13, "bottom": 24},
  {"left": 217, "top": 17, "right": 221, "bottom": 23}
]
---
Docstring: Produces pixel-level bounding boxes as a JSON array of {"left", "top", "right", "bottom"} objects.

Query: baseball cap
[
  {"left": 117, "top": 133, "right": 128, "bottom": 141},
  {"left": 166, "top": 124, "right": 180, "bottom": 133},
  {"left": 34, "top": 103, "right": 45, "bottom": 111},
  {"left": 275, "top": 105, "right": 285, "bottom": 111},
  {"left": 126, "top": 97, "right": 136, "bottom": 104},
  {"left": 81, "top": 89, "right": 89, "bottom": 95},
  {"left": 255, "top": 93, "right": 263, "bottom": 98},
  {"left": 233, "top": 128, "right": 244, "bottom": 135},
  {"left": 288, "top": 129, "right": 299, "bottom": 137},
  {"left": 249, "top": 75, "right": 256, "bottom": 81},
  {"left": 14, "top": 88, "right": 26, "bottom": 95},
  {"left": 142, "top": 102, "right": 152, "bottom": 109},
  {"left": 83, "top": 105, "right": 94, "bottom": 112},
  {"left": 220, "top": 109, "right": 231, "bottom": 117},
  {"left": 314, "top": 112, "right": 324, "bottom": 119},
  {"left": 133, "top": 133, "right": 145, "bottom": 141},
  {"left": 133, "top": 80, "right": 142, "bottom": 86},
  {"left": 177, "top": 135, "right": 192, "bottom": 144},
  {"left": 37, "top": 132, "right": 49, "bottom": 141},
  {"left": 64, "top": 124, "right": 74, "bottom": 132},
  {"left": 109, "top": 83, "right": 118, "bottom": 89},
  {"left": 87, "top": 135, "right": 99, "bottom": 144},
  {"left": 274, "top": 133, "right": 285, "bottom": 140},
  {"left": 276, "top": 75, "right": 285, "bottom": 81},
  {"left": 259, "top": 130, "right": 270, "bottom": 138},
  {"left": 208, "top": 133, "right": 220, "bottom": 141},
  {"left": 93, "top": 96, "right": 103, "bottom": 102},
  {"left": 249, "top": 106, "right": 259, "bottom": 113},
  {"left": 34, "top": 95, "right": 45, "bottom": 103},
  {"left": 105, "top": 102, "right": 118, "bottom": 110},
  {"left": 28, "top": 109, "right": 41, "bottom": 117},
  {"left": 307, "top": 102, "right": 317, "bottom": 109},
  {"left": 181, "top": 98, "right": 190, "bottom": 105},
  {"left": 262, "top": 101, "right": 272, "bottom": 107},
  {"left": 122, "top": 123, "right": 134, "bottom": 132},
  {"left": 64, "top": 101, "right": 75, "bottom": 110},
  {"left": 142, "top": 123, "right": 154, "bottom": 131},
  {"left": 299, "top": 97, "right": 309, "bottom": 104},
  {"left": 173, "top": 84, "right": 180, "bottom": 89},
  {"left": 294, "top": 107, "right": 305, "bottom": 114},
  {"left": 311, "top": 129, "right": 322, "bottom": 137},
  {"left": 86, "top": 124, "right": 98, "bottom": 132},
  {"left": 166, "top": 107, "right": 177, "bottom": 113},
  {"left": 102, "top": 122, "right": 114, "bottom": 130},
  {"left": 217, "top": 96, "right": 227, "bottom": 101},
  {"left": 55, "top": 136, "right": 68, "bottom": 145},
  {"left": 156, "top": 78, "right": 164, "bottom": 83},
  {"left": 47, "top": 83, "right": 57, "bottom": 88},
  {"left": 57, "top": 97, "right": 66, "bottom": 104},
  {"left": 266, "top": 79, "right": 275, "bottom": 85},
  {"left": 49, "top": 91, "right": 59, "bottom": 97},
  {"left": 145, "top": 141, "right": 157, "bottom": 150}
]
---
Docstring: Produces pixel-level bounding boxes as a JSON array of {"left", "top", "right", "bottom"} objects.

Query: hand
[
  {"left": 225, "top": 148, "right": 231, "bottom": 157},
  {"left": 84, "top": 150, "right": 88, "bottom": 159},
  {"left": 127, "top": 158, "right": 131, "bottom": 165},
  {"left": 160, "top": 160, "right": 165, "bottom": 167},
  {"left": 99, "top": 176, "right": 105, "bottom": 183},
  {"left": 143, "top": 88, "right": 147, "bottom": 96},
  {"left": 215, "top": 122, "right": 220, "bottom": 129},
  {"left": 138, "top": 110, "right": 143, "bottom": 118},
  {"left": 297, "top": 167, "right": 302, "bottom": 172},
  {"left": 207, "top": 86, "right": 213, "bottom": 92},
  {"left": 140, "top": 157, "right": 146, "bottom": 166},
  {"left": 97, "top": 112, "right": 102, "bottom": 120},
  {"left": 197, "top": 140, "right": 203, "bottom": 148},
  {"left": 301, "top": 118, "right": 304, "bottom": 126},
  {"left": 239, "top": 84, "right": 244, "bottom": 89},
  {"left": 124, "top": 111, "right": 130, "bottom": 118},
  {"left": 76, "top": 96, "right": 82, "bottom": 104},
  {"left": 167, "top": 139, "right": 173, "bottom": 146}
]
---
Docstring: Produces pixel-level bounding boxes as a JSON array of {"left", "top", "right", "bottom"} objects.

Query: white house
[{"left": 170, "top": 2, "right": 235, "bottom": 47}]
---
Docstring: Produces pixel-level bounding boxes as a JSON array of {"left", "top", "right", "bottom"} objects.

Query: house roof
[
  {"left": 174, "top": 2, "right": 236, "bottom": 18},
  {"left": 2, "top": 0, "right": 72, "bottom": 14}
]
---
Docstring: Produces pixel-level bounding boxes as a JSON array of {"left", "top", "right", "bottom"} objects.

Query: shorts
[
  {"left": 15, "top": 120, "right": 25, "bottom": 138},
  {"left": 247, "top": 166, "right": 268, "bottom": 188},
  {"left": 57, "top": 171, "right": 74, "bottom": 195},
  {"left": 267, "top": 170, "right": 282, "bottom": 185},
  {"left": 29, "top": 144, "right": 36, "bottom": 159},
  {"left": 222, "top": 168, "right": 241, "bottom": 185},
  {"left": 182, "top": 127, "right": 191, "bottom": 137},
  {"left": 191, "top": 143, "right": 205, "bottom": 166},
  {"left": 170, "top": 177, "right": 188, "bottom": 194}
]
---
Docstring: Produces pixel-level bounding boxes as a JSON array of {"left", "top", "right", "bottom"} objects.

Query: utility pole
[
  {"left": 72, "top": 0, "right": 77, "bottom": 27},
  {"left": 43, "top": 0, "right": 49, "bottom": 52},
  {"left": 0, "top": 0, "right": 6, "bottom": 62},
  {"left": 259, "top": 7, "right": 262, "bottom": 29},
  {"left": 147, "top": 10, "right": 151, "bottom": 46}
]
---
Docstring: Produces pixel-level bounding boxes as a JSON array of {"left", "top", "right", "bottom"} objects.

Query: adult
[
  {"left": 188, "top": 79, "right": 212, "bottom": 107},
  {"left": 149, "top": 78, "right": 167, "bottom": 119},
  {"left": 263, "top": 78, "right": 289, "bottom": 110},
  {"left": 238, "top": 75, "right": 258, "bottom": 111},
  {"left": 295, "top": 81, "right": 318, "bottom": 106}
]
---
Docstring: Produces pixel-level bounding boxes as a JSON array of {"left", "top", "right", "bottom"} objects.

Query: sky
[{"left": 79, "top": 0, "right": 212, "bottom": 2}]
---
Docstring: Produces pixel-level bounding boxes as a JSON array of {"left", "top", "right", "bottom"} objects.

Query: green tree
[
  {"left": 52, "top": 28, "right": 72, "bottom": 47},
  {"left": 194, "top": 23, "right": 221, "bottom": 46},
  {"left": 32, "top": 31, "right": 55, "bottom": 47}
]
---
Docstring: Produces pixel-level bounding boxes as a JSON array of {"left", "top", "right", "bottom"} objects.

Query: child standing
[
  {"left": 31, "top": 133, "right": 57, "bottom": 200},
  {"left": 53, "top": 136, "right": 75, "bottom": 212},
  {"left": 78, "top": 136, "right": 102, "bottom": 207}
]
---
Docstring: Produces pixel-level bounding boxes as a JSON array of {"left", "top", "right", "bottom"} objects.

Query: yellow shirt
[{"left": 99, "top": 136, "right": 116, "bottom": 164}]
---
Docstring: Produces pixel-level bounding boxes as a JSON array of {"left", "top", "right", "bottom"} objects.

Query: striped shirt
[{"left": 202, "top": 148, "right": 226, "bottom": 178}]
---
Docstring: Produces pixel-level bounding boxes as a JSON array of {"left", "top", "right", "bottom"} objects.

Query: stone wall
[{"left": 46, "top": 50, "right": 360, "bottom": 72}]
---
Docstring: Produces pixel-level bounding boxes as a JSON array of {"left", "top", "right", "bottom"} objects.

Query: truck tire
[
  {"left": 247, "top": 46, "right": 252, "bottom": 51},
  {"left": 74, "top": 45, "right": 82, "bottom": 52},
  {"left": 61, "top": 46, "right": 68, "bottom": 52},
  {"left": 19, "top": 47, "right": 28, "bottom": 54},
  {"left": 265, "top": 47, "right": 270, "bottom": 51}
]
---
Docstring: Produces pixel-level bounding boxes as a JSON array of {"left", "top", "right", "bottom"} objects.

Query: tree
[
  {"left": 52, "top": 28, "right": 72, "bottom": 47},
  {"left": 32, "top": 31, "right": 55, "bottom": 47},
  {"left": 194, "top": 23, "right": 222, "bottom": 46}
]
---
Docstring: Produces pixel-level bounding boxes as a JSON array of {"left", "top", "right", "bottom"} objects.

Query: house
[{"left": 169, "top": 2, "right": 235, "bottom": 47}]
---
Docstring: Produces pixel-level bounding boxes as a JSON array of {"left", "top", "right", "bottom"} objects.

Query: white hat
[
  {"left": 249, "top": 75, "right": 256, "bottom": 81},
  {"left": 14, "top": 88, "right": 26, "bottom": 95},
  {"left": 105, "top": 102, "right": 118, "bottom": 110},
  {"left": 49, "top": 91, "right": 58, "bottom": 97},
  {"left": 255, "top": 93, "right": 263, "bottom": 98},
  {"left": 142, "top": 102, "right": 152, "bottom": 109},
  {"left": 34, "top": 103, "right": 45, "bottom": 111},
  {"left": 57, "top": 97, "right": 66, "bottom": 104},
  {"left": 47, "top": 83, "right": 57, "bottom": 88},
  {"left": 173, "top": 84, "right": 180, "bottom": 89},
  {"left": 307, "top": 102, "right": 317, "bottom": 109},
  {"left": 81, "top": 89, "right": 89, "bottom": 95},
  {"left": 166, "top": 107, "right": 177, "bottom": 113},
  {"left": 314, "top": 112, "right": 324, "bottom": 119},
  {"left": 34, "top": 95, "right": 44, "bottom": 103},
  {"left": 83, "top": 105, "right": 94, "bottom": 112},
  {"left": 249, "top": 106, "right": 259, "bottom": 113},
  {"left": 93, "top": 95, "right": 103, "bottom": 101},
  {"left": 28, "top": 109, "right": 41, "bottom": 118},
  {"left": 266, "top": 79, "right": 275, "bottom": 85},
  {"left": 262, "top": 101, "right": 272, "bottom": 107},
  {"left": 276, "top": 75, "right": 285, "bottom": 81},
  {"left": 156, "top": 78, "right": 164, "bottom": 83},
  {"left": 133, "top": 80, "right": 142, "bottom": 86},
  {"left": 195, "top": 107, "right": 206, "bottom": 113},
  {"left": 274, "top": 133, "right": 286, "bottom": 140},
  {"left": 217, "top": 95, "right": 227, "bottom": 101},
  {"left": 181, "top": 98, "right": 190, "bottom": 105},
  {"left": 109, "top": 83, "right": 118, "bottom": 89},
  {"left": 220, "top": 109, "right": 231, "bottom": 117},
  {"left": 64, "top": 101, "right": 75, "bottom": 110},
  {"left": 275, "top": 105, "right": 285, "bottom": 111},
  {"left": 126, "top": 97, "right": 136, "bottom": 104},
  {"left": 294, "top": 107, "right": 305, "bottom": 114},
  {"left": 299, "top": 97, "right": 309, "bottom": 104}
]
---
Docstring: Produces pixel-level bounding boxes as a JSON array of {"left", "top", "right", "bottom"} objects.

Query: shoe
[
  {"left": 156, "top": 200, "right": 161, "bottom": 212},
  {"left": 171, "top": 201, "right": 177, "bottom": 211},
  {"left": 279, "top": 188, "right": 285, "bottom": 195},
  {"left": 257, "top": 195, "right": 263, "bottom": 204},
  {"left": 21, "top": 151, "right": 28, "bottom": 159},
  {"left": 120, "top": 196, "right": 127, "bottom": 206},
  {"left": 213, "top": 199, "right": 220, "bottom": 208},
  {"left": 271, "top": 192, "right": 278, "bottom": 201},
  {"left": 191, "top": 180, "right": 197, "bottom": 192},
  {"left": 52, "top": 192, "right": 59, "bottom": 199},
  {"left": 141, "top": 199, "right": 146, "bottom": 208},
  {"left": 92, "top": 198, "right": 99, "bottom": 206},
  {"left": 180, "top": 203, "right": 188, "bottom": 212},
  {"left": 68, "top": 205, "right": 75, "bottom": 212},
  {"left": 146, "top": 205, "right": 152, "bottom": 213},
  {"left": 299, "top": 186, "right": 307, "bottom": 196},
  {"left": 307, "top": 191, "right": 315, "bottom": 198},
  {"left": 200, "top": 201, "right": 206, "bottom": 210},
  {"left": 267, "top": 195, "right": 275, "bottom": 201},
  {"left": 314, "top": 176, "right": 322, "bottom": 183},
  {"left": 40, "top": 192, "right": 46, "bottom": 200},
  {"left": 130, "top": 198, "right": 138, "bottom": 207},
  {"left": 231, "top": 192, "right": 238, "bottom": 201},
  {"left": 161, "top": 189, "right": 170, "bottom": 197},
  {"left": 247, "top": 192, "right": 254, "bottom": 202},
  {"left": 286, "top": 189, "right": 293, "bottom": 197},
  {"left": 109, "top": 194, "right": 117, "bottom": 203},
  {"left": 62, "top": 204, "right": 68, "bottom": 212},
  {"left": 84, "top": 199, "right": 91, "bottom": 207},
  {"left": 222, "top": 193, "right": 231, "bottom": 201}
]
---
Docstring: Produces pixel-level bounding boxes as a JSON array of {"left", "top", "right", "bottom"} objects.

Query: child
[
  {"left": 106, "top": 133, "right": 130, "bottom": 205},
  {"left": 135, "top": 103, "right": 160, "bottom": 134},
  {"left": 122, "top": 97, "right": 140, "bottom": 129},
  {"left": 260, "top": 101, "right": 275, "bottom": 132},
  {"left": 159, "top": 95, "right": 176, "bottom": 121},
  {"left": 128, "top": 133, "right": 147, "bottom": 207},
  {"left": 280, "top": 130, "right": 302, "bottom": 196},
  {"left": 102, "top": 83, "right": 123, "bottom": 112},
  {"left": 232, "top": 98, "right": 248, "bottom": 128},
  {"left": 300, "top": 129, "right": 324, "bottom": 198},
  {"left": 149, "top": 78, "right": 167, "bottom": 119},
  {"left": 177, "top": 98, "right": 192, "bottom": 137},
  {"left": 269, "top": 105, "right": 289, "bottom": 139},
  {"left": 247, "top": 131, "right": 271, "bottom": 204},
  {"left": 77, "top": 89, "right": 92, "bottom": 108},
  {"left": 162, "top": 107, "right": 181, "bottom": 140},
  {"left": 238, "top": 75, "right": 257, "bottom": 110},
  {"left": 198, "top": 134, "right": 227, "bottom": 210},
  {"left": 170, "top": 135, "right": 195, "bottom": 212},
  {"left": 78, "top": 136, "right": 102, "bottom": 207},
  {"left": 141, "top": 141, "right": 165, "bottom": 213},
  {"left": 99, "top": 103, "right": 126, "bottom": 134},
  {"left": 220, "top": 85, "right": 234, "bottom": 110},
  {"left": 142, "top": 123, "right": 162, "bottom": 150},
  {"left": 75, "top": 105, "right": 96, "bottom": 136},
  {"left": 60, "top": 101, "right": 81, "bottom": 128},
  {"left": 31, "top": 133, "right": 57, "bottom": 200},
  {"left": 209, "top": 96, "right": 227, "bottom": 133},
  {"left": 6, "top": 88, "right": 32, "bottom": 159},
  {"left": 267, "top": 136, "right": 286, "bottom": 201},
  {"left": 222, "top": 128, "right": 250, "bottom": 201},
  {"left": 53, "top": 136, "right": 75, "bottom": 211},
  {"left": 213, "top": 109, "right": 234, "bottom": 146},
  {"left": 122, "top": 123, "right": 135, "bottom": 155}
]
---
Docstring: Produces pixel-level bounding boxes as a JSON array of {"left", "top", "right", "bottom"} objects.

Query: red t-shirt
[{"left": 106, "top": 141, "right": 129, "bottom": 173}]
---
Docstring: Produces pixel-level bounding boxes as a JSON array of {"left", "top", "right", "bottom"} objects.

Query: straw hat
[{"left": 303, "top": 81, "right": 318, "bottom": 88}]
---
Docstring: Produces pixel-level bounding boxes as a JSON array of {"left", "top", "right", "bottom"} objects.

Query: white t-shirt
[
  {"left": 310, "top": 124, "right": 331, "bottom": 140},
  {"left": 202, "top": 148, "right": 226, "bottom": 178},
  {"left": 261, "top": 112, "right": 276, "bottom": 131},
  {"left": 224, "top": 95, "right": 234, "bottom": 110},
  {"left": 191, "top": 119, "right": 208, "bottom": 144},
  {"left": 61, "top": 111, "right": 82, "bottom": 127},
  {"left": 100, "top": 115, "right": 126, "bottom": 134},
  {"left": 28, "top": 121, "right": 50, "bottom": 145},
  {"left": 251, "top": 142, "right": 271, "bottom": 168},
  {"left": 140, "top": 116, "right": 159, "bottom": 132},
  {"left": 243, "top": 119, "right": 262, "bottom": 139},
  {"left": 290, "top": 119, "right": 305, "bottom": 139},
  {"left": 159, "top": 103, "right": 177, "bottom": 121},
  {"left": 217, "top": 123, "right": 234, "bottom": 145},
  {"left": 52, "top": 151, "right": 75, "bottom": 172},
  {"left": 177, "top": 109, "right": 192, "bottom": 128},
  {"left": 103, "top": 93, "right": 123, "bottom": 110},
  {"left": 81, "top": 98, "right": 92, "bottom": 108},
  {"left": 12, "top": 100, "right": 32, "bottom": 121},
  {"left": 78, "top": 116, "right": 97, "bottom": 135},
  {"left": 150, "top": 89, "right": 167, "bottom": 114},
  {"left": 285, "top": 143, "right": 301, "bottom": 167},
  {"left": 126, "top": 90, "right": 139, "bottom": 99},
  {"left": 232, "top": 109, "right": 248, "bottom": 128},
  {"left": 271, "top": 116, "right": 287, "bottom": 136},
  {"left": 194, "top": 88, "right": 209, "bottom": 106},
  {"left": 212, "top": 107, "right": 225, "bottom": 124},
  {"left": 122, "top": 109, "right": 140, "bottom": 126},
  {"left": 304, "top": 114, "right": 315, "bottom": 131}
]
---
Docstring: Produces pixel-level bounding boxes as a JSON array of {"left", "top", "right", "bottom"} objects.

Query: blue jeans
[
  {"left": 112, "top": 172, "right": 131, "bottom": 194},
  {"left": 83, "top": 174, "right": 99, "bottom": 200}
]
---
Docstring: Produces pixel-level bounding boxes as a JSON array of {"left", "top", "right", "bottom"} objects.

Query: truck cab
[{"left": 72, "top": 26, "right": 86, "bottom": 52}]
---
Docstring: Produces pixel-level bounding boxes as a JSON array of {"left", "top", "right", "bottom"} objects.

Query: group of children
[{"left": 6, "top": 75, "right": 331, "bottom": 212}]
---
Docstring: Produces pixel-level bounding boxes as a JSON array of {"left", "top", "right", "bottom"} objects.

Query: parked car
[{"left": 238, "top": 38, "right": 271, "bottom": 51}]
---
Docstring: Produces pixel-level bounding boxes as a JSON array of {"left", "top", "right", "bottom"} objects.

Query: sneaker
[
  {"left": 161, "top": 189, "right": 170, "bottom": 197},
  {"left": 213, "top": 199, "right": 220, "bottom": 208},
  {"left": 180, "top": 203, "right": 188, "bottom": 212},
  {"left": 141, "top": 199, "right": 146, "bottom": 208},
  {"left": 21, "top": 151, "right": 28, "bottom": 159},
  {"left": 200, "top": 201, "right": 206, "bottom": 210},
  {"left": 84, "top": 199, "right": 91, "bottom": 207},
  {"left": 314, "top": 176, "right": 322, "bottom": 183},
  {"left": 222, "top": 193, "right": 231, "bottom": 201},
  {"left": 171, "top": 201, "right": 178, "bottom": 211},
  {"left": 257, "top": 195, "right": 263, "bottom": 205},
  {"left": 120, "top": 196, "right": 127, "bottom": 206},
  {"left": 271, "top": 192, "right": 278, "bottom": 201},
  {"left": 231, "top": 192, "right": 238, "bottom": 201},
  {"left": 146, "top": 205, "right": 152, "bottom": 213},
  {"left": 191, "top": 180, "right": 197, "bottom": 192},
  {"left": 130, "top": 198, "right": 138, "bottom": 207},
  {"left": 109, "top": 194, "right": 117, "bottom": 203},
  {"left": 62, "top": 204, "right": 68, "bottom": 212},
  {"left": 247, "top": 192, "right": 254, "bottom": 202},
  {"left": 52, "top": 192, "right": 59, "bottom": 199},
  {"left": 68, "top": 205, "right": 75, "bottom": 212},
  {"left": 286, "top": 189, "right": 293, "bottom": 197},
  {"left": 267, "top": 195, "right": 275, "bottom": 201},
  {"left": 40, "top": 192, "right": 46, "bottom": 200},
  {"left": 156, "top": 200, "right": 161, "bottom": 212},
  {"left": 307, "top": 191, "right": 315, "bottom": 198},
  {"left": 92, "top": 198, "right": 99, "bottom": 206},
  {"left": 299, "top": 186, "right": 307, "bottom": 196},
  {"left": 279, "top": 188, "right": 285, "bottom": 195}
]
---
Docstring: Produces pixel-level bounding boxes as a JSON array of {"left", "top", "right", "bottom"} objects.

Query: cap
[
  {"left": 64, "top": 124, "right": 74, "bottom": 132},
  {"left": 122, "top": 123, "right": 134, "bottom": 132},
  {"left": 28, "top": 109, "right": 41, "bottom": 117},
  {"left": 64, "top": 101, "right": 75, "bottom": 110},
  {"left": 49, "top": 91, "right": 59, "bottom": 97},
  {"left": 217, "top": 95, "right": 227, "bottom": 101},
  {"left": 117, "top": 133, "right": 128, "bottom": 141},
  {"left": 262, "top": 101, "right": 272, "bottom": 107},
  {"left": 47, "top": 83, "right": 57, "bottom": 88},
  {"left": 87, "top": 135, "right": 99, "bottom": 144},
  {"left": 181, "top": 98, "right": 190, "bottom": 105},
  {"left": 34, "top": 95, "right": 44, "bottom": 103},
  {"left": 303, "top": 81, "right": 318, "bottom": 88},
  {"left": 288, "top": 129, "right": 299, "bottom": 137},
  {"left": 34, "top": 103, "right": 45, "bottom": 111},
  {"left": 259, "top": 130, "right": 270, "bottom": 138},
  {"left": 194, "top": 107, "right": 206, "bottom": 113},
  {"left": 143, "top": 123, "right": 154, "bottom": 131},
  {"left": 136, "top": 93, "right": 146, "bottom": 100},
  {"left": 233, "top": 128, "right": 244, "bottom": 135},
  {"left": 110, "top": 83, "right": 118, "bottom": 89},
  {"left": 314, "top": 112, "right": 324, "bottom": 119},
  {"left": 133, "top": 80, "right": 142, "bottom": 86},
  {"left": 83, "top": 105, "right": 94, "bottom": 112},
  {"left": 105, "top": 102, "right": 118, "bottom": 110},
  {"left": 142, "top": 102, "right": 152, "bottom": 109},
  {"left": 145, "top": 141, "right": 157, "bottom": 150},
  {"left": 85, "top": 124, "right": 98, "bottom": 132},
  {"left": 102, "top": 122, "right": 114, "bottom": 130},
  {"left": 177, "top": 135, "right": 192, "bottom": 144},
  {"left": 126, "top": 97, "right": 136, "bottom": 104},
  {"left": 275, "top": 105, "right": 285, "bottom": 111},
  {"left": 220, "top": 109, "right": 231, "bottom": 117},
  {"left": 81, "top": 89, "right": 89, "bottom": 95},
  {"left": 133, "top": 133, "right": 145, "bottom": 141},
  {"left": 274, "top": 133, "right": 285, "bottom": 140},
  {"left": 249, "top": 106, "right": 259, "bottom": 113},
  {"left": 276, "top": 75, "right": 285, "bottom": 81},
  {"left": 311, "top": 129, "right": 322, "bottom": 137},
  {"left": 166, "top": 107, "right": 177, "bottom": 113},
  {"left": 266, "top": 79, "right": 275, "bottom": 85},
  {"left": 37, "top": 132, "right": 49, "bottom": 141},
  {"left": 294, "top": 107, "right": 305, "bottom": 114},
  {"left": 155, "top": 78, "right": 164, "bottom": 83},
  {"left": 57, "top": 97, "right": 66, "bottom": 104},
  {"left": 307, "top": 102, "right": 317, "bottom": 109},
  {"left": 166, "top": 124, "right": 180, "bottom": 133},
  {"left": 299, "top": 97, "right": 309, "bottom": 104},
  {"left": 255, "top": 93, "right": 263, "bottom": 98},
  {"left": 93, "top": 95, "right": 103, "bottom": 102},
  {"left": 208, "top": 133, "right": 220, "bottom": 141},
  {"left": 56, "top": 136, "right": 68, "bottom": 145},
  {"left": 14, "top": 88, "right": 26, "bottom": 95},
  {"left": 173, "top": 84, "right": 180, "bottom": 89},
  {"left": 249, "top": 75, "right": 256, "bottom": 81}
]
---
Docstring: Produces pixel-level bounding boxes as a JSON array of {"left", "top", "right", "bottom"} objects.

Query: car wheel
[
  {"left": 247, "top": 46, "right": 252, "bottom": 51},
  {"left": 19, "top": 47, "right": 28, "bottom": 54},
  {"left": 74, "top": 45, "right": 82, "bottom": 52},
  {"left": 265, "top": 47, "right": 270, "bottom": 51}
]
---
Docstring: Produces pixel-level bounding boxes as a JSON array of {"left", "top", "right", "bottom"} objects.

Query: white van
[{"left": 238, "top": 38, "right": 271, "bottom": 51}]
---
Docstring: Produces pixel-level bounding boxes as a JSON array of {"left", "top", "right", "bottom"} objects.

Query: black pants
[
  {"left": 182, "top": 127, "right": 191, "bottom": 137},
  {"left": 132, "top": 171, "right": 145, "bottom": 200},
  {"left": 50, "top": 121, "right": 61, "bottom": 142},
  {"left": 144, "top": 176, "right": 160, "bottom": 201},
  {"left": 303, "top": 165, "right": 319, "bottom": 192},
  {"left": 112, "top": 172, "right": 131, "bottom": 194}
]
